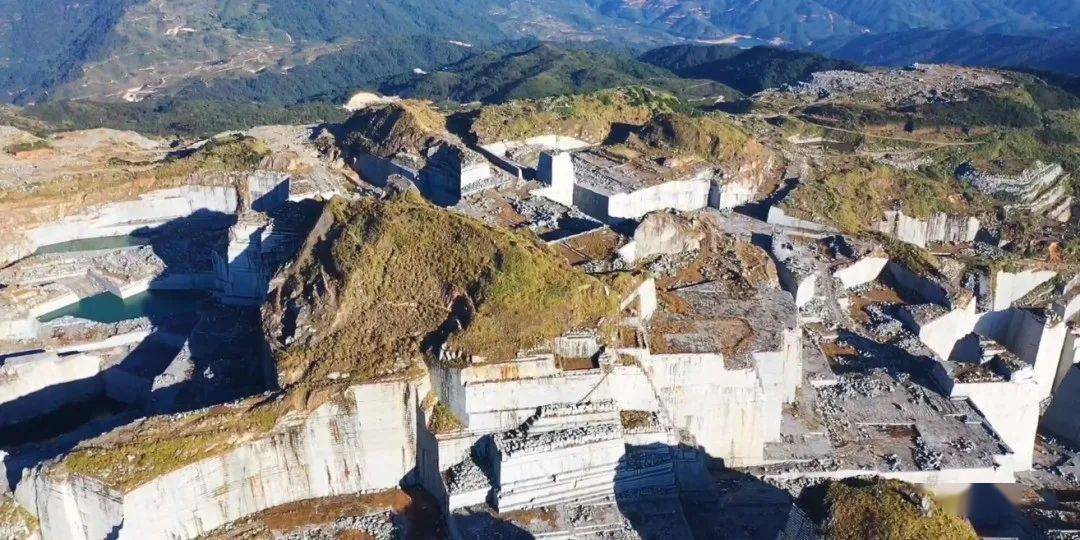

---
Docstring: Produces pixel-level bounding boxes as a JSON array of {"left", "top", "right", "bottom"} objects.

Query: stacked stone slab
[{"left": 490, "top": 401, "right": 625, "bottom": 512}]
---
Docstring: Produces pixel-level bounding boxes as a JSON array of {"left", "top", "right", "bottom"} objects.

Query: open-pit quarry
[{"left": 0, "top": 72, "right": 1079, "bottom": 539}]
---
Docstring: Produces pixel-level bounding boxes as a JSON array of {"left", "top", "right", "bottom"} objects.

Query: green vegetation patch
[
  {"left": 429, "top": 401, "right": 465, "bottom": 434},
  {"left": 786, "top": 164, "right": 960, "bottom": 234},
  {"left": 919, "top": 88, "right": 1043, "bottom": 129},
  {"left": 637, "top": 113, "right": 751, "bottom": 162},
  {"left": 380, "top": 43, "right": 738, "bottom": 106},
  {"left": 640, "top": 44, "right": 863, "bottom": 95},
  {"left": 824, "top": 479, "right": 977, "bottom": 540},
  {"left": 62, "top": 399, "right": 286, "bottom": 493},
  {"left": 0, "top": 495, "right": 38, "bottom": 537},
  {"left": 23, "top": 99, "right": 347, "bottom": 139},
  {"left": 271, "top": 193, "right": 626, "bottom": 387},
  {"left": 470, "top": 86, "right": 684, "bottom": 144},
  {"left": 1043, "top": 109, "right": 1080, "bottom": 144},
  {"left": 154, "top": 134, "right": 271, "bottom": 180},
  {"left": 869, "top": 233, "right": 942, "bottom": 277},
  {"left": 799, "top": 102, "right": 908, "bottom": 131},
  {"left": 2, "top": 139, "right": 51, "bottom": 155}
]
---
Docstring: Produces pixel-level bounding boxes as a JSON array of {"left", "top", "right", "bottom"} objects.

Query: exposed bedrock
[
  {"left": 877, "top": 210, "right": 979, "bottom": 248},
  {"left": 9, "top": 185, "right": 239, "bottom": 267},
  {"left": 16, "top": 378, "right": 425, "bottom": 540},
  {"left": 957, "top": 161, "right": 1073, "bottom": 221}
]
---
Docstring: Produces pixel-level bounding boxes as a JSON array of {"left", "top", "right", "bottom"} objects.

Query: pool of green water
[
  {"left": 34, "top": 235, "right": 151, "bottom": 256},
  {"left": 37, "top": 289, "right": 209, "bottom": 324}
]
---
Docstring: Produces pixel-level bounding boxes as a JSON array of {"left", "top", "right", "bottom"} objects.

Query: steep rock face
[
  {"left": 340, "top": 101, "right": 495, "bottom": 195},
  {"left": 0, "top": 131, "right": 276, "bottom": 266},
  {"left": 636, "top": 113, "right": 782, "bottom": 207},
  {"left": 0, "top": 183, "right": 238, "bottom": 267},
  {"left": 18, "top": 379, "right": 424, "bottom": 540},
  {"left": 12, "top": 193, "right": 632, "bottom": 539},
  {"left": 877, "top": 210, "right": 980, "bottom": 248}
]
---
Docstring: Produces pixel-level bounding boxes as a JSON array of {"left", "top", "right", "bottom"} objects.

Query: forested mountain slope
[{"left": 2, "top": 0, "right": 1077, "bottom": 104}]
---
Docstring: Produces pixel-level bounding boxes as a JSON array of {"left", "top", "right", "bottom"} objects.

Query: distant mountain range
[
  {"left": 378, "top": 44, "right": 739, "bottom": 105},
  {"left": 640, "top": 44, "right": 863, "bottom": 94},
  {"left": 583, "top": 0, "right": 1078, "bottom": 47},
  {"left": 814, "top": 28, "right": 1080, "bottom": 75},
  {"left": 0, "top": 0, "right": 1077, "bottom": 105}
]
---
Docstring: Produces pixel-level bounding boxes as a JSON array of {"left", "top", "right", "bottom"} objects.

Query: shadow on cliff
[
  {"left": 450, "top": 511, "right": 533, "bottom": 540},
  {"left": 1, "top": 198, "right": 321, "bottom": 488},
  {"left": 736, "top": 177, "right": 799, "bottom": 221},
  {"left": 614, "top": 443, "right": 818, "bottom": 539}
]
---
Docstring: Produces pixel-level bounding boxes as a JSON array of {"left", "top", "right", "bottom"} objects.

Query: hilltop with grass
[
  {"left": 469, "top": 86, "right": 686, "bottom": 144},
  {"left": 752, "top": 64, "right": 1079, "bottom": 261},
  {"left": 265, "top": 193, "right": 629, "bottom": 389}
]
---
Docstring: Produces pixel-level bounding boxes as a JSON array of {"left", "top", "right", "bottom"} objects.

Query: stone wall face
[
  {"left": 16, "top": 474, "right": 123, "bottom": 540},
  {"left": 20, "top": 379, "right": 423, "bottom": 539},
  {"left": 979, "top": 310, "right": 1068, "bottom": 398},
  {"left": 993, "top": 270, "right": 1057, "bottom": 311},
  {"left": 452, "top": 371, "right": 608, "bottom": 431},
  {"left": 1054, "top": 328, "right": 1080, "bottom": 392},
  {"left": 951, "top": 380, "right": 1042, "bottom": 472},
  {"left": 0, "top": 352, "right": 105, "bottom": 428},
  {"left": 876, "top": 211, "right": 979, "bottom": 248},
  {"left": 765, "top": 207, "right": 836, "bottom": 235},
  {"left": 607, "top": 180, "right": 711, "bottom": 221},
  {"left": 834, "top": 256, "right": 889, "bottom": 289},
  {"left": 459, "top": 162, "right": 493, "bottom": 191},
  {"left": 350, "top": 152, "right": 418, "bottom": 187},
  {"left": 213, "top": 217, "right": 271, "bottom": 306},
  {"left": 25, "top": 186, "right": 238, "bottom": 250},
  {"left": 1044, "top": 365, "right": 1080, "bottom": 448},
  {"left": 917, "top": 301, "right": 979, "bottom": 361},
  {"left": 711, "top": 176, "right": 758, "bottom": 210},
  {"left": 966, "top": 308, "right": 1070, "bottom": 470},
  {"left": 605, "top": 365, "right": 663, "bottom": 411},
  {"left": 886, "top": 262, "right": 950, "bottom": 307},
  {"left": 572, "top": 184, "right": 611, "bottom": 223},
  {"left": 536, "top": 152, "right": 576, "bottom": 207},
  {"left": 641, "top": 353, "right": 771, "bottom": 466}
]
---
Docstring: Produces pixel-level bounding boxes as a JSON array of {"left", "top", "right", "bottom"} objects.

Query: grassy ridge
[
  {"left": 785, "top": 164, "right": 962, "bottom": 234},
  {"left": 380, "top": 43, "right": 738, "bottom": 105},
  {"left": 470, "top": 86, "right": 685, "bottom": 143},
  {"left": 641, "top": 44, "right": 863, "bottom": 94},
  {"left": 272, "top": 193, "right": 625, "bottom": 387}
]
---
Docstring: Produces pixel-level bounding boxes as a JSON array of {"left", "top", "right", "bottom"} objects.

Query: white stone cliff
[{"left": 16, "top": 378, "right": 425, "bottom": 539}]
